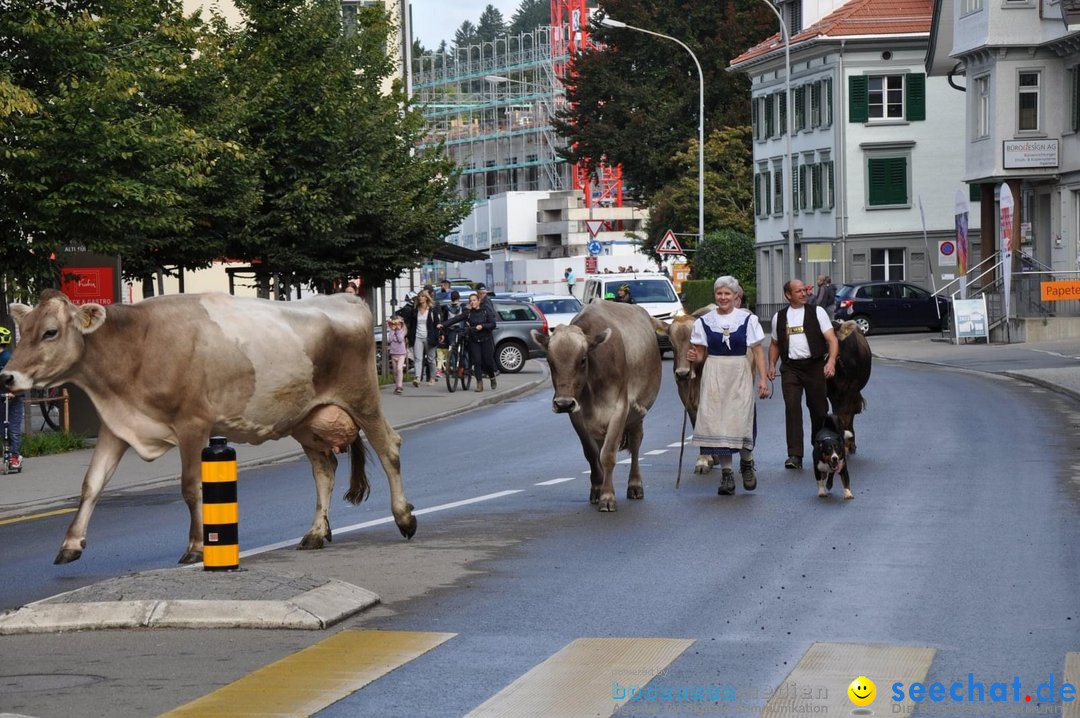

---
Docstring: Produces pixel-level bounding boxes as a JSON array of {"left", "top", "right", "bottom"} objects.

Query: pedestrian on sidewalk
[
  {"left": 809, "top": 275, "right": 836, "bottom": 319},
  {"left": 767, "top": 278, "right": 839, "bottom": 470},
  {"left": 386, "top": 316, "right": 408, "bottom": 395},
  {"left": 686, "top": 276, "right": 770, "bottom": 495},
  {"left": 439, "top": 293, "right": 497, "bottom": 392},
  {"left": 564, "top": 267, "right": 577, "bottom": 298},
  {"left": 474, "top": 284, "right": 499, "bottom": 386},
  {"left": 0, "top": 327, "right": 24, "bottom": 471},
  {"left": 406, "top": 291, "right": 438, "bottom": 387}
]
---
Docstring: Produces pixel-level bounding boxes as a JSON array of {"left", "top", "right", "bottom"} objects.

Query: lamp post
[
  {"left": 755, "top": 1, "right": 795, "bottom": 280},
  {"left": 600, "top": 17, "right": 704, "bottom": 248}
]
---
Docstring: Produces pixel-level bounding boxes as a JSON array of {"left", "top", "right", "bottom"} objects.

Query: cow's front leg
[
  {"left": 56, "top": 425, "right": 130, "bottom": 564},
  {"left": 570, "top": 415, "right": 603, "bottom": 504},
  {"left": 177, "top": 430, "right": 212, "bottom": 564},
  {"left": 596, "top": 418, "right": 626, "bottom": 512},
  {"left": 354, "top": 411, "right": 416, "bottom": 539},
  {"left": 299, "top": 447, "right": 337, "bottom": 550},
  {"left": 625, "top": 420, "right": 645, "bottom": 500}
]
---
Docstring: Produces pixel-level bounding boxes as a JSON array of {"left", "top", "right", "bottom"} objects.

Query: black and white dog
[{"left": 812, "top": 415, "right": 855, "bottom": 500}]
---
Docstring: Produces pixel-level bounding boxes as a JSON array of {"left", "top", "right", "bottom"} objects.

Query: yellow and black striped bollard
[{"left": 202, "top": 436, "right": 239, "bottom": 571}]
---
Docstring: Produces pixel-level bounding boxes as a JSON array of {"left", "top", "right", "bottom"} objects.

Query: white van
[{"left": 580, "top": 273, "right": 682, "bottom": 353}]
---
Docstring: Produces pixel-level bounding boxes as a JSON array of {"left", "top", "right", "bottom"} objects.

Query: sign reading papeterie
[{"left": 1003, "top": 139, "right": 1059, "bottom": 169}]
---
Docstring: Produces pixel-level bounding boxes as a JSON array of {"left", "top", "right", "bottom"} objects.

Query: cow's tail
[{"left": 344, "top": 435, "right": 372, "bottom": 505}]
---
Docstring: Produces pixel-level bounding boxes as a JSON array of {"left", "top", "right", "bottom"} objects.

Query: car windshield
[
  {"left": 534, "top": 299, "right": 581, "bottom": 315},
  {"left": 604, "top": 279, "right": 677, "bottom": 303}
]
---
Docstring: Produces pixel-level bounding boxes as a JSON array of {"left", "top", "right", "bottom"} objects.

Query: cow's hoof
[
  {"left": 627, "top": 485, "right": 644, "bottom": 500},
  {"left": 597, "top": 497, "right": 617, "bottom": 512},
  {"left": 843, "top": 490, "right": 855, "bottom": 500},
  {"left": 589, "top": 486, "right": 601, "bottom": 504},
  {"left": 297, "top": 534, "right": 326, "bottom": 550},
  {"left": 54, "top": 548, "right": 82, "bottom": 565},
  {"left": 693, "top": 459, "right": 711, "bottom": 474},
  {"left": 178, "top": 550, "right": 202, "bottom": 564},
  {"left": 396, "top": 514, "right": 417, "bottom": 540}
]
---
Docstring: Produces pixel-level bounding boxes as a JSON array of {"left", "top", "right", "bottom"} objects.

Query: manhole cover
[{"left": 0, "top": 673, "right": 105, "bottom": 692}]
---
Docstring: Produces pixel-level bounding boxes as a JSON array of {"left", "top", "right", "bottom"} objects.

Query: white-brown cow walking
[
  {"left": 531, "top": 301, "right": 662, "bottom": 511},
  {"left": 1, "top": 290, "right": 416, "bottom": 565}
]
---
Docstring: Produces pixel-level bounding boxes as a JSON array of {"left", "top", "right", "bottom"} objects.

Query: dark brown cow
[
  {"left": 531, "top": 301, "right": 662, "bottom": 511},
  {"left": 1, "top": 290, "right": 416, "bottom": 565},
  {"left": 827, "top": 320, "right": 872, "bottom": 453}
]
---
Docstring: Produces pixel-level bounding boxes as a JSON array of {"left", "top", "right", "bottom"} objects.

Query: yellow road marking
[
  {"left": 466, "top": 637, "right": 693, "bottom": 717},
  {"left": 162, "top": 629, "right": 455, "bottom": 717},
  {"left": 1065, "top": 653, "right": 1080, "bottom": 718},
  {"left": 761, "top": 642, "right": 935, "bottom": 716},
  {"left": 0, "top": 507, "right": 76, "bottom": 526}
]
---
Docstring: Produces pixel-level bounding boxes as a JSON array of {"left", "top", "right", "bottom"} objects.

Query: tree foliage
[
  {"left": 692, "top": 228, "right": 756, "bottom": 289},
  {"left": 554, "top": 0, "right": 773, "bottom": 205},
  {"left": 453, "top": 20, "right": 479, "bottom": 48},
  {"left": 509, "top": 0, "right": 550, "bottom": 35},
  {"left": 641, "top": 125, "right": 754, "bottom": 262},
  {"left": 476, "top": 5, "right": 507, "bottom": 42}
]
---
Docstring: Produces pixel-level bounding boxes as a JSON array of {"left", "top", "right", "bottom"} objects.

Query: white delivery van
[{"left": 580, "top": 273, "right": 683, "bottom": 353}]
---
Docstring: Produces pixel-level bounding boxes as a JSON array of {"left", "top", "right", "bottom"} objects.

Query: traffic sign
[
  {"left": 656, "top": 230, "right": 683, "bottom": 255},
  {"left": 585, "top": 219, "right": 605, "bottom": 239},
  {"left": 587, "top": 240, "right": 602, "bottom": 256}
]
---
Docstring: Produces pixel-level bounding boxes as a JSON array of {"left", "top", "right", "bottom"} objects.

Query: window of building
[
  {"left": 959, "top": 0, "right": 984, "bottom": 14},
  {"left": 1070, "top": 67, "right": 1080, "bottom": 132},
  {"left": 799, "top": 160, "right": 812, "bottom": 210},
  {"left": 791, "top": 154, "right": 800, "bottom": 214},
  {"left": 765, "top": 94, "right": 776, "bottom": 138},
  {"left": 755, "top": 167, "right": 772, "bottom": 217},
  {"left": 794, "top": 86, "right": 806, "bottom": 132},
  {"left": 821, "top": 78, "right": 833, "bottom": 127},
  {"left": 810, "top": 83, "right": 821, "bottom": 127},
  {"left": 866, "top": 155, "right": 910, "bottom": 208},
  {"left": 1018, "top": 71, "right": 1040, "bottom": 132},
  {"left": 974, "top": 75, "right": 990, "bottom": 138},
  {"left": 773, "top": 162, "right": 785, "bottom": 214},
  {"left": 778, "top": 91, "right": 787, "bottom": 136},
  {"left": 822, "top": 159, "right": 835, "bottom": 209},
  {"left": 787, "top": 0, "right": 803, "bottom": 34},
  {"left": 849, "top": 74, "right": 925, "bottom": 122},
  {"left": 870, "top": 248, "right": 905, "bottom": 280}
]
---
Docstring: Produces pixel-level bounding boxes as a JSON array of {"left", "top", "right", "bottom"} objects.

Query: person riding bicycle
[{"left": 0, "top": 326, "right": 24, "bottom": 471}]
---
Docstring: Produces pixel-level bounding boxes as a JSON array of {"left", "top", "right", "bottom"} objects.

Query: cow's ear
[
  {"left": 9, "top": 303, "right": 31, "bottom": 326},
  {"left": 75, "top": 304, "right": 107, "bottom": 334},
  {"left": 654, "top": 322, "right": 669, "bottom": 338},
  {"left": 531, "top": 329, "right": 549, "bottom": 348},
  {"left": 589, "top": 328, "right": 611, "bottom": 350}
]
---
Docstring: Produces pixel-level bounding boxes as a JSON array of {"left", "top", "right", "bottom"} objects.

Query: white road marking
[
  {"left": 239, "top": 490, "right": 524, "bottom": 558},
  {"left": 535, "top": 477, "right": 576, "bottom": 486}
]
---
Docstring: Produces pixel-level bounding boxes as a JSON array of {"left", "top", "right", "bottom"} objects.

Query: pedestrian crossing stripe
[
  {"left": 761, "top": 642, "right": 936, "bottom": 716},
  {"left": 466, "top": 637, "right": 694, "bottom": 717},
  {"left": 160, "top": 629, "right": 454, "bottom": 717}
]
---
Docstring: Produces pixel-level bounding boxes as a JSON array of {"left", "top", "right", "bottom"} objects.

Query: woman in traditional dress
[{"left": 687, "top": 276, "right": 771, "bottom": 495}]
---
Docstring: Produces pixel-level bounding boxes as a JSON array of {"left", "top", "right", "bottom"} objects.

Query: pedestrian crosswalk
[{"left": 162, "top": 633, "right": 1080, "bottom": 718}]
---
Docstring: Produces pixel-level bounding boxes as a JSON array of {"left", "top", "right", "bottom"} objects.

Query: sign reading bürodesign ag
[{"left": 1003, "top": 139, "right": 1059, "bottom": 169}]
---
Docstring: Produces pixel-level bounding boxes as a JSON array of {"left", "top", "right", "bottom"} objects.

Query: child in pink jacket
[{"left": 387, "top": 316, "right": 408, "bottom": 394}]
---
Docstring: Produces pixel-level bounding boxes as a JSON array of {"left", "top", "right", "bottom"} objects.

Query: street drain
[{"left": 0, "top": 673, "right": 105, "bottom": 692}]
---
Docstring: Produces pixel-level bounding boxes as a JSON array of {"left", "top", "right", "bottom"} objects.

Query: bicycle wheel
[
  {"left": 458, "top": 343, "right": 472, "bottom": 390},
  {"left": 444, "top": 346, "right": 459, "bottom": 392},
  {"left": 35, "top": 388, "right": 62, "bottom": 431}
]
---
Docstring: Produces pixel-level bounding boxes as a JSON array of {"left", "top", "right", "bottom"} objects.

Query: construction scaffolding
[{"left": 413, "top": 28, "right": 572, "bottom": 201}]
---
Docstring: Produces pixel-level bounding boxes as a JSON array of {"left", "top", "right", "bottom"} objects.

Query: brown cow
[
  {"left": 659, "top": 305, "right": 715, "bottom": 427},
  {"left": 827, "top": 320, "right": 872, "bottom": 453},
  {"left": 1, "top": 290, "right": 416, "bottom": 565},
  {"left": 531, "top": 301, "right": 662, "bottom": 511}
]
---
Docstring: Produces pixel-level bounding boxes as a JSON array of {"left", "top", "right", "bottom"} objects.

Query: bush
[
  {"left": 21, "top": 432, "right": 87, "bottom": 457},
  {"left": 681, "top": 280, "right": 757, "bottom": 314}
]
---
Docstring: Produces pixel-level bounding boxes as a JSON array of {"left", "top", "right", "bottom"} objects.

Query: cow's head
[
  {"left": 531, "top": 324, "right": 611, "bottom": 413},
  {"left": 0, "top": 290, "right": 106, "bottom": 393},
  {"left": 662, "top": 314, "right": 698, "bottom": 383}
]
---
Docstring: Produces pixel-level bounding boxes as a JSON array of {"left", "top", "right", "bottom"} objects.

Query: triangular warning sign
[
  {"left": 656, "top": 230, "right": 683, "bottom": 255},
  {"left": 585, "top": 219, "right": 605, "bottom": 239}
]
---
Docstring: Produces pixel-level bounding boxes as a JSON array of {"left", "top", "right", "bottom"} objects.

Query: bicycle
[
  {"left": 444, "top": 332, "right": 472, "bottom": 393},
  {"left": 31, "top": 387, "right": 63, "bottom": 431}
]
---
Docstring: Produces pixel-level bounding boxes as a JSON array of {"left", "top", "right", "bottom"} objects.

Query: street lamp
[
  {"left": 601, "top": 16, "right": 705, "bottom": 248},
  {"left": 754, "top": 0, "right": 795, "bottom": 280}
]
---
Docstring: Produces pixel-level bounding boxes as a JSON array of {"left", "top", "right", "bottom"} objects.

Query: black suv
[{"left": 834, "top": 281, "right": 949, "bottom": 335}]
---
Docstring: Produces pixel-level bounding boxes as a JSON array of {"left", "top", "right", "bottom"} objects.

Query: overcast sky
[{"left": 409, "top": 0, "right": 521, "bottom": 50}]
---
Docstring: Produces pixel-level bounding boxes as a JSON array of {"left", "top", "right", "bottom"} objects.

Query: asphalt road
[{"left": 1, "top": 357, "right": 1078, "bottom": 717}]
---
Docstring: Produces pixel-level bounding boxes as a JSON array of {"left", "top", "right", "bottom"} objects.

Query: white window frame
[
  {"left": 1017, "top": 70, "right": 1041, "bottom": 133},
  {"left": 960, "top": 0, "right": 984, "bottom": 14},
  {"left": 868, "top": 74, "right": 905, "bottom": 120},
  {"left": 821, "top": 78, "right": 833, "bottom": 127},
  {"left": 870, "top": 248, "right": 906, "bottom": 281},
  {"left": 974, "top": 75, "right": 990, "bottom": 139}
]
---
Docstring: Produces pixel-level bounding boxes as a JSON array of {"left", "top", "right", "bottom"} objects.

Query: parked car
[
  {"left": 834, "top": 280, "right": 950, "bottom": 334},
  {"left": 579, "top": 273, "right": 682, "bottom": 353},
  {"left": 505, "top": 293, "right": 582, "bottom": 327}
]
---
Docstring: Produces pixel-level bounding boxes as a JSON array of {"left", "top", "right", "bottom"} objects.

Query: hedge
[{"left": 681, "top": 280, "right": 757, "bottom": 313}]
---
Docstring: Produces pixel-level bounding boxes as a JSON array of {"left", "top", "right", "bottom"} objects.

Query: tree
[
  {"left": 554, "top": 0, "right": 773, "bottom": 203},
  {"left": 476, "top": 5, "right": 507, "bottom": 43},
  {"left": 509, "top": 0, "right": 550, "bottom": 35},
  {"left": 454, "top": 20, "right": 478, "bottom": 48},
  {"left": 229, "top": 0, "right": 469, "bottom": 291},
  {"left": 641, "top": 125, "right": 755, "bottom": 263},
  {"left": 692, "top": 228, "right": 756, "bottom": 290}
]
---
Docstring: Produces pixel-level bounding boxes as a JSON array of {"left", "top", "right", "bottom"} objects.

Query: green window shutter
[
  {"left": 752, "top": 97, "right": 759, "bottom": 139},
  {"left": 1073, "top": 69, "right": 1080, "bottom": 132},
  {"left": 794, "top": 86, "right": 806, "bottom": 131},
  {"left": 868, "top": 157, "right": 908, "bottom": 206},
  {"left": 823, "top": 78, "right": 833, "bottom": 126},
  {"left": 765, "top": 94, "right": 775, "bottom": 137},
  {"left": 765, "top": 169, "right": 772, "bottom": 215},
  {"left": 826, "top": 161, "right": 835, "bottom": 208},
  {"left": 754, "top": 174, "right": 762, "bottom": 216},
  {"left": 779, "top": 91, "right": 787, "bottom": 135},
  {"left": 791, "top": 155, "right": 799, "bottom": 214},
  {"left": 906, "top": 73, "right": 926, "bottom": 121},
  {"left": 810, "top": 83, "right": 821, "bottom": 127},
  {"left": 812, "top": 164, "right": 823, "bottom": 208},
  {"left": 849, "top": 75, "right": 868, "bottom": 122}
]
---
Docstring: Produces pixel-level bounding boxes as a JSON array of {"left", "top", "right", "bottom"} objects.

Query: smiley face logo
[{"left": 848, "top": 676, "right": 876, "bottom": 706}]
